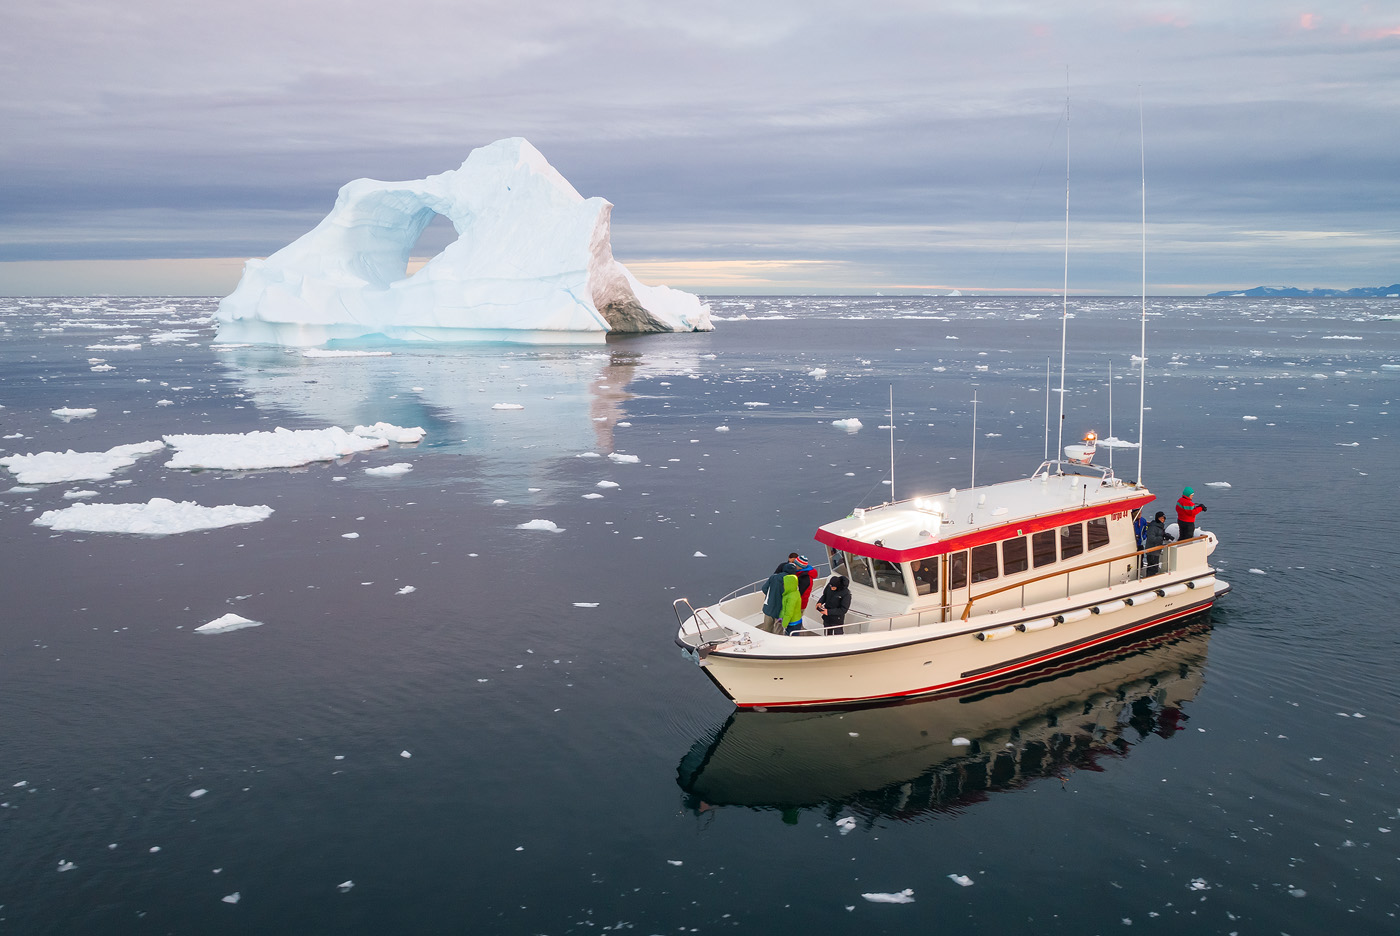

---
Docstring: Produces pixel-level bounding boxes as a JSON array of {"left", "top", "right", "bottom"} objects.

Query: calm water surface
[{"left": 1, "top": 296, "right": 1397, "bottom": 934}]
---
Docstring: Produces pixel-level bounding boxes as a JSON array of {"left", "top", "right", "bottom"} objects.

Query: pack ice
[{"left": 216, "top": 138, "right": 712, "bottom": 345}]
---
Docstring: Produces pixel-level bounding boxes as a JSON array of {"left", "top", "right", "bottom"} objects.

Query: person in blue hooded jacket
[{"left": 759, "top": 571, "right": 787, "bottom": 634}]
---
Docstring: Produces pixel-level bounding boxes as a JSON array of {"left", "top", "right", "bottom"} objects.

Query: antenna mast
[
  {"left": 1136, "top": 89, "right": 1148, "bottom": 486},
  {"left": 1043, "top": 358, "right": 1051, "bottom": 460},
  {"left": 1056, "top": 81, "right": 1070, "bottom": 470},
  {"left": 888, "top": 385, "right": 895, "bottom": 502},
  {"left": 970, "top": 389, "right": 978, "bottom": 492}
]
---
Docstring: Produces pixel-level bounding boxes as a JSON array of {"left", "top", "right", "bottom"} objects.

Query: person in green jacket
[{"left": 781, "top": 574, "right": 804, "bottom": 635}]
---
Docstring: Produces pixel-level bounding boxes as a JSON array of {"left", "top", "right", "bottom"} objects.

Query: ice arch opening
[
  {"left": 406, "top": 213, "right": 459, "bottom": 280},
  {"left": 215, "top": 138, "right": 712, "bottom": 346}
]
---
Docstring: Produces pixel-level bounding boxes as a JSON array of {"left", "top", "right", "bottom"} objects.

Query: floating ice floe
[
  {"left": 576, "top": 452, "right": 601, "bottom": 458},
  {"left": 1097, "top": 436, "right": 1139, "bottom": 448},
  {"left": 1205, "top": 482, "right": 1232, "bottom": 488},
  {"left": 341, "top": 532, "right": 359, "bottom": 539},
  {"left": 862, "top": 889, "right": 915, "bottom": 904},
  {"left": 88, "top": 343, "right": 141, "bottom": 351},
  {"left": 1336, "top": 442, "right": 1360, "bottom": 447},
  {"left": 196, "top": 613, "right": 264, "bottom": 635},
  {"left": 693, "top": 551, "right": 707, "bottom": 557},
  {"left": 1249, "top": 568, "right": 1267, "bottom": 575},
  {"left": 396, "top": 586, "right": 416, "bottom": 595},
  {"left": 1242, "top": 415, "right": 1258, "bottom": 421},
  {"left": 364, "top": 463, "right": 413, "bottom": 477},
  {"left": 51, "top": 407, "right": 97, "bottom": 419},
  {"left": 58, "top": 860, "right": 76, "bottom": 872},
  {"left": 517, "top": 519, "right": 564, "bottom": 532},
  {"left": 221, "top": 892, "right": 240, "bottom": 904},
  {"left": 400, "top": 751, "right": 412, "bottom": 758},
  {"left": 835, "top": 816, "right": 857, "bottom": 834},
  {"left": 1188, "top": 878, "right": 1210, "bottom": 891},
  {"left": 832, "top": 418, "right": 862, "bottom": 431},
  {"left": 353, "top": 422, "right": 426, "bottom": 443},
  {"left": 0, "top": 439, "right": 166, "bottom": 481},
  {"left": 596, "top": 481, "right": 619, "bottom": 488},
  {"left": 608, "top": 453, "right": 639, "bottom": 464},
  {"left": 34, "top": 498, "right": 274, "bottom": 535},
  {"left": 743, "top": 401, "right": 769, "bottom": 407},
  {"left": 338, "top": 881, "right": 354, "bottom": 893},
  {"left": 582, "top": 492, "right": 603, "bottom": 499},
  {"left": 301, "top": 348, "right": 392, "bottom": 357},
  {"left": 63, "top": 489, "right": 98, "bottom": 499},
  {"left": 947, "top": 874, "right": 974, "bottom": 887},
  {"left": 951, "top": 737, "right": 970, "bottom": 746},
  {"left": 808, "top": 367, "right": 827, "bottom": 378},
  {"left": 190, "top": 789, "right": 208, "bottom": 799},
  {"left": 163, "top": 426, "right": 386, "bottom": 470},
  {"left": 1321, "top": 335, "right": 1363, "bottom": 340},
  {"left": 491, "top": 403, "right": 524, "bottom": 410},
  {"left": 715, "top": 425, "right": 730, "bottom": 432},
  {"left": 573, "top": 602, "right": 599, "bottom": 608}
]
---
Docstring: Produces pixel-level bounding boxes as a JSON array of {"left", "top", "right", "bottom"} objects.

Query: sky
[{"left": 1, "top": 0, "right": 1397, "bottom": 296}]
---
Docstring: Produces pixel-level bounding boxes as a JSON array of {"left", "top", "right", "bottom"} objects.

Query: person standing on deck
[
  {"left": 1176, "top": 487, "right": 1206, "bottom": 540},
  {"left": 1133, "top": 508, "right": 1148, "bottom": 550},
  {"left": 781, "top": 574, "right": 804, "bottom": 635},
  {"left": 1143, "top": 511, "right": 1172, "bottom": 576},
  {"left": 815, "top": 575, "right": 851, "bottom": 634},
  {"left": 759, "top": 571, "right": 787, "bottom": 634}
]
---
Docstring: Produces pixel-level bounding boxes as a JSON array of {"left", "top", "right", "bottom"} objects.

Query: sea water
[{"left": 0, "top": 295, "right": 1396, "bottom": 934}]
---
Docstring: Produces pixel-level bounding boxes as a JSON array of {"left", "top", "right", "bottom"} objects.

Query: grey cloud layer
[{"left": 2, "top": 0, "right": 1397, "bottom": 292}]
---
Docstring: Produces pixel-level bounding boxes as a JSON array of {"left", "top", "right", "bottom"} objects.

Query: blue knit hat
[{"left": 1182, "top": 486, "right": 1194, "bottom": 496}]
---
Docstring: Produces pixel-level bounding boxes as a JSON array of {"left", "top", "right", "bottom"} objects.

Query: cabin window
[
  {"left": 873, "top": 559, "right": 909, "bottom": 596},
  {"left": 1087, "top": 517, "right": 1111, "bottom": 550},
  {"left": 911, "top": 558, "right": 938, "bottom": 596},
  {"left": 948, "top": 551, "right": 968, "bottom": 590},
  {"left": 1002, "top": 536, "right": 1029, "bottom": 575},
  {"left": 847, "top": 554, "right": 874, "bottom": 588},
  {"left": 1032, "top": 529, "right": 1057, "bottom": 568},
  {"left": 828, "top": 547, "right": 849, "bottom": 578},
  {"left": 1060, "top": 523, "right": 1084, "bottom": 560},
  {"left": 971, "top": 543, "right": 1000, "bottom": 584}
]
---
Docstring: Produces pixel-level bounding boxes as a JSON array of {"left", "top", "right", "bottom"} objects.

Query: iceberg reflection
[{"left": 677, "top": 618, "right": 1213, "bottom": 821}]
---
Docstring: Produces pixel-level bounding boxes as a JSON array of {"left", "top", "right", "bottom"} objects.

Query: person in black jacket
[
  {"left": 816, "top": 575, "right": 851, "bottom": 634},
  {"left": 1143, "top": 511, "right": 1173, "bottom": 577}
]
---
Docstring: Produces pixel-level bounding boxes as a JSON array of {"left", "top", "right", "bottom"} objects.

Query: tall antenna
[
  {"left": 1056, "top": 79, "right": 1070, "bottom": 469},
  {"left": 1107, "top": 362, "right": 1113, "bottom": 471},
  {"left": 1136, "top": 88, "right": 1148, "bottom": 486},
  {"left": 970, "top": 389, "right": 979, "bottom": 492},
  {"left": 888, "top": 385, "right": 895, "bottom": 502},
  {"left": 1043, "top": 358, "right": 1051, "bottom": 460}
]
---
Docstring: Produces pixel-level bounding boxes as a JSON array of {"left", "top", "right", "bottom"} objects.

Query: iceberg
[{"left": 216, "top": 138, "right": 712, "bottom": 345}]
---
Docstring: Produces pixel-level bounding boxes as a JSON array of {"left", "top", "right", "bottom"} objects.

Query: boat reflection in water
[{"left": 677, "top": 617, "right": 1213, "bottom": 821}]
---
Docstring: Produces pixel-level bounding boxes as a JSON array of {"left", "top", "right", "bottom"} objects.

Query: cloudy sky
[{"left": 2, "top": 1, "right": 1397, "bottom": 296}]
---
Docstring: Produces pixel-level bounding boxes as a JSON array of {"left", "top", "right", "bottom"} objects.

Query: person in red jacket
[{"left": 1176, "top": 487, "right": 1206, "bottom": 539}]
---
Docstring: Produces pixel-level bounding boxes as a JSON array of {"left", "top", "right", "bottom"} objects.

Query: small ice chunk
[
  {"left": 58, "top": 860, "right": 76, "bottom": 872},
  {"left": 189, "top": 788, "right": 208, "bottom": 799},
  {"left": 1205, "top": 481, "right": 1231, "bottom": 488},
  {"left": 195, "top": 613, "right": 264, "bottom": 634},
  {"left": 516, "top": 519, "right": 564, "bottom": 532},
  {"left": 862, "top": 889, "right": 915, "bottom": 903},
  {"left": 582, "top": 492, "right": 603, "bottom": 499},
  {"left": 715, "top": 425, "right": 730, "bottom": 432},
  {"left": 693, "top": 551, "right": 707, "bottom": 557},
  {"left": 1188, "top": 878, "right": 1210, "bottom": 890},
  {"left": 743, "top": 401, "right": 769, "bottom": 407},
  {"left": 492, "top": 498, "right": 508, "bottom": 505},
  {"left": 1242, "top": 415, "right": 1258, "bottom": 421},
  {"left": 338, "top": 880, "right": 354, "bottom": 893},
  {"left": 951, "top": 737, "right": 970, "bottom": 746},
  {"left": 63, "top": 490, "right": 99, "bottom": 499},
  {"left": 52, "top": 407, "right": 97, "bottom": 418},
  {"left": 808, "top": 367, "right": 827, "bottom": 378},
  {"left": 1248, "top": 568, "right": 1266, "bottom": 575},
  {"left": 575, "top": 452, "right": 601, "bottom": 458},
  {"left": 491, "top": 403, "right": 524, "bottom": 410},
  {"left": 667, "top": 859, "right": 683, "bottom": 866},
  {"left": 353, "top": 422, "right": 425, "bottom": 443},
  {"left": 835, "top": 816, "right": 857, "bottom": 833},
  {"left": 341, "top": 532, "right": 360, "bottom": 539},
  {"left": 607, "top": 453, "right": 639, "bottom": 463},
  {"left": 400, "top": 750, "right": 411, "bottom": 758},
  {"left": 396, "top": 586, "right": 416, "bottom": 595},
  {"left": 364, "top": 463, "right": 412, "bottom": 477},
  {"left": 595, "top": 481, "right": 619, "bottom": 488},
  {"left": 947, "top": 874, "right": 974, "bottom": 887},
  {"left": 222, "top": 892, "right": 240, "bottom": 904},
  {"left": 832, "top": 418, "right": 862, "bottom": 431},
  {"left": 573, "top": 602, "right": 599, "bottom": 608}
]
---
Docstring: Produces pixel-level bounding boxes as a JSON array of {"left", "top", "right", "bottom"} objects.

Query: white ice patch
[
  {"left": 573, "top": 602, "right": 599, "bottom": 608},
  {"left": 341, "top": 532, "right": 359, "bottom": 539},
  {"left": 947, "top": 874, "right": 974, "bottom": 887},
  {"left": 595, "top": 481, "right": 619, "bottom": 488},
  {"left": 743, "top": 401, "right": 769, "bottom": 407},
  {"left": 1097, "top": 436, "right": 1139, "bottom": 448},
  {"left": 832, "top": 418, "right": 863, "bottom": 431},
  {"left": 34, "top": 498, "right": 273, "bottom": 534},
  {"left": 58, "top": 860, "right": 76, "bottom": 872},
  {"left": 835, "top": 816, "right": 857, "bottom": 834},
  {"left": 396, "top": 586, "right": 416, "bottom": 595},
  {"left": 63, "top": 489, "right": 99, "bottom": 499},
  {"left": 607, "top": 453, "right": 639, "bottom": 463},
  {"left": 951, "top": 737, "right": 970, "bottom": 746},
  {"left": 338, "top": 881, "right": 354, "bottom": 893},
  {"left": 196, "top": 613, "right": 264, "bottom": 635},
  {"left": 517, "top": 519, "right": 563, "bottom": 532},
  {"left": 301, "top": 348, "right": 392, "bottom": 357},
  {"left": 163, "top": 426, "right": 386, "bottom": 470},
  {"left": 1248, "top": 568, "right": 1267, "bottom": 575},
  {"left": 693, "top": 551, "right": 706, "bottom": 557},
  {"left": 353, "top": 422, "right": 426, "bottom": 443},
  {"left": 862, "top": 889, "right": 915, "bottom": 904},
  {"left": 364, "top": 463, "right": 413, "bottom": 477},
  {"left": 1242, "top": 415, "right": 1258, "bottom": 421},
  {"left": 87, "top": 343, "right": 141, "bottom": 351},
  {"left": 221, "top": 892, "right": 240, "bottom": 904},
  {"left": 491, "top": 403, "right": 524, "bottom": 410},
  {"left": 51, "top": 407, "right": 97, "bottom": 419},
  {"left": 1205, "top": 481, "right": 1232, "bottom": 488},
  {"left": 190, "top": 789, "right": 208, "bottom": 799},
  {"left": 1321, "top": 335, "right": 1363, "bottom": 340},
  {"left": 575, "top": 452, "right": 601, "bottom": 458},
  {"left": 808, "top": 367, "right": 827, "bottom": 378},
  {"left": 582, "top": 492, "right": 603, "bottom": 499},
  {"left": 715, "top": 425, "right": 730, "bottom": 432}
]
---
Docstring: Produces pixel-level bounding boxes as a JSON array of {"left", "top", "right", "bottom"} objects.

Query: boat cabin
[{"left": 814, "top": 468, "right": 1153, "bottom": 624}]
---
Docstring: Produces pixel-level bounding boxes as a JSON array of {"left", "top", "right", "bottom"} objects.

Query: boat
[
  {"left": 672, "top": 102, "right": 1231, "bottom": 709},
  {"left": 677, "top": 618, "right": 1213, "bottom": 817}
]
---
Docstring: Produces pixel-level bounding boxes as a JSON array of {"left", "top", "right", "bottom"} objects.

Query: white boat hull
[{"left": 679, "top": 575, "right": 1226, "bottom": 708}]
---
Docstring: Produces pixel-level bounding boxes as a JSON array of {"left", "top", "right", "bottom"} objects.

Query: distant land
[{"left": 1206, "top": 284, "right": 1400, "bottom": 298}]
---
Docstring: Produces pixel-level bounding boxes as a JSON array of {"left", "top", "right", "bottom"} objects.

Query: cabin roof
[{"left": 814, "top": 472, "right": 1154, "bottom": 563}]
